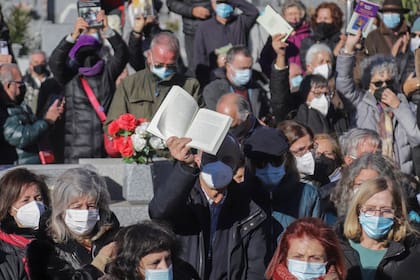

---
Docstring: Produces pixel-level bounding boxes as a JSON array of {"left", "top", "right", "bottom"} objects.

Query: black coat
[
  {"left": 149, "top": 162, "right": 267, "bottom": 280},
  {"left": 49, "top": 32, "right": 128, "bottom": 163},
  {"left": 336, "top": 223, "right": 420, "bottom": 280},
  {"left": 0, "top": 251, "right": 27, "bottom": 280},
  {"left": 27, "top": 212, "right": 120, "bottom": 280}
]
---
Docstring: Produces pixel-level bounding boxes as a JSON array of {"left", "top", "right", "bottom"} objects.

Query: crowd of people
[{"left": 1, "top": 0, "right": 420, "bottom": 279}]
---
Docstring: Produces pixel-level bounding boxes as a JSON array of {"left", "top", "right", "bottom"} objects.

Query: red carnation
[
  {"left": 108, "top": 120, "right": 120, "bottom": 136},
  {"left": 117, "top": 113, "right": 138, "bottom": 131},
  {"left": 116, "top": 136, "right": 134, "bottom": 158},
  {"left": 138, "top": 117, "right": 147, "bottom": 124}
]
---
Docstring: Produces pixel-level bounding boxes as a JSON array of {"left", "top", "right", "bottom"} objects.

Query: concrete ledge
[{"left": 0, "top": 158, "right": 174, "bottom": 226}]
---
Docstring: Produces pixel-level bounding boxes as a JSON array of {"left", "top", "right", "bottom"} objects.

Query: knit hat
[{"left": 379, "top": 0, "right": 409, "bottom": 14}]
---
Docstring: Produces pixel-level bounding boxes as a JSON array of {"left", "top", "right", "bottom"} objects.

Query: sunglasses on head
[{"left": 371, "top": 79, "right": 394, "bottom": 88}]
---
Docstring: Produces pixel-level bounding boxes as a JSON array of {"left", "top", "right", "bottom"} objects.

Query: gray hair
[
  {"left": 360, "top": 54, "right": 398, "bottom": 90},
  {"left": 0, "top": 63, "right": 19, "bottom": 85},
  {"left": 48, "top": 167, "right": 111, "bottom": 243},
  {"left": 150, "top": 32, "right": 180, "bottom": 58},
  {"left": 331, "top": 153, "right": 397, "bottom": 217},
  {"left": 226, "top": 45, "right": 253, "bottom": 64},
  {"left": 305, "top": 43, "right": 333, "bottom": 66},
  {"left": 339, "top": 128, "right": 382, "bottom": 158},
  {"left": 281, "top": 0, "right": 306, "bottom": 18},
  {"left": 30, "top": 50, "right": 47, "bottom": 61},
  {"left": 237, "top": 95, "right": 251, "bottom": 121}
]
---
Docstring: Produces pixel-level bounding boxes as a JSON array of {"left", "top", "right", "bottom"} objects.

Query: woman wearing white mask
[
  {"left": 293, "top": 75, "right": 348, "bottom": 135},
  {"left": 102, "top": 221, "right": 194, "bottom": 280},
  {"left": 340, "top": 176, "right": 420, "bottom": 280},
  {"left": 265, "top": 217, "right": 346, "bottom": 280},
  {"left": 27, "top": 167, "right": 119, "bottom": 280},
  {"left": 0, "top": 168, "right": 50, "bottom": 276}
]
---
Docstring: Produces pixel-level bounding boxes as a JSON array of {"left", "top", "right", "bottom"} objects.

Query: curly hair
[
  {"left": 330, "top": 153, "right": 397, "bottom": 217},
  {"left": 311, "top": 2, "right": 344, "bottom": 30},
  {"left": 360, "top": 54, "right": 398, "bottom": 90},
  {"left": 105, "top": 221, "right": 180, "bottom": 280}
]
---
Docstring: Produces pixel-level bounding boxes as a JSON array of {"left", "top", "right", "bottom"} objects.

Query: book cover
[
  {"left": 257, "top": 5, "right": 293, "bottom": 42},
  {"left": 131, "top": 0, "right": 154, "bottom": 17},
  {"left": 78, "top": 0, "right": 103, "bottom": 28},
  {"left": 346, "top": 0, "right": 380, "bottom": 36}
]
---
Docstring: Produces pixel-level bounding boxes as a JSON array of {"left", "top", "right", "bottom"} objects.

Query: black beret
[{"left": 243, "top": 127, "right": 289, "bottom": 159}]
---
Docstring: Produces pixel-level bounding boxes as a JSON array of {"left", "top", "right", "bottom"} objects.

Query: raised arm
[{"left": 230, "top": 0, "right": 259, "bottom": 30}]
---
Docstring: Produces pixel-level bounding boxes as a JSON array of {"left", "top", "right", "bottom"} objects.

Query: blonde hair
[{"left": 344, "top": 177, "right": 411, "bottom": 244}]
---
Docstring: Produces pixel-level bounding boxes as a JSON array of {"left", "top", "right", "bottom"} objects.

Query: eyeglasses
[
  {"left": 371, "top": 79, "right": 394, "bottom": 88},
  {"left": 11, "top": 81, "right": 24, "bottom": 86},
  {"left": 360, "top": 206, "right": 395, "bottom": 218},
  {"left": 150, "top": 54, "right": 177, "bottom": 69}
]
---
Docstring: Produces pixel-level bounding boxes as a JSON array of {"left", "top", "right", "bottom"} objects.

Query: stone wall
[{"left": 0, "top": 158, "right": 175, "bottom": 226}]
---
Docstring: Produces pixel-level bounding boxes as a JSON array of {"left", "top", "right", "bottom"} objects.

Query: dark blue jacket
[{"left": 149, "top": 162, "right": 267, "bottom": 280}]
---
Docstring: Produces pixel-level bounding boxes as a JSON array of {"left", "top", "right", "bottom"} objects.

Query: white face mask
[
  {"left": 410, "top": 37, "right": 420, "bottom": 53},
  {"left": 313, "top": 63, "right": 332, "bottom": 79},
  {"left": 295, "top": 151, "right": 315, "bottom": 176},
  {"left": 309, "top": 94, "right": 330, "bottom": 116},
  {"left": 64, "top": 209, "right": 99, "bottom": 236},
  {"left": 200, "top": 161, "right": 233, "bottom": 189},
  {"left": 145, "top": 265, "right": 173, "bottom": 280},
  {"left": 13, "top": 201, "right": 45, "bottom": 229},
  {"left": 287, "top": 259, "right": 327, "bottom": 280}
]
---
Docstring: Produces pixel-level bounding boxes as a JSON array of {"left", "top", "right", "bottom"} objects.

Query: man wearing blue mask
[
  {"left": 365, "top": 0, "right": 410, "bottom": 56},
  {"left": 105, "top": 32, "right": 201, "bottom": 133},
  {"left": 203, "top": 46, "right": 272, "bottom": 122},
  {"left": 243, "top": 127, "right": 322, "bottom": 259},
  {"left": 149, "top": 134, "right": 267, "bottom": 280},
  {"left": 193, "top": 0, "right": 258, "bottom": 86}
]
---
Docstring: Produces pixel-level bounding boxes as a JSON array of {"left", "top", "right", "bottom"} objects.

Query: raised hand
[
  {"left": 166, "top": 136, "right": 195, "bottom": 165},
  {"left": 72, "top": 17, "right": 89, "bottom": 40},
  {"left": 344, "top": 29, "right": 362, "bottom": 53},
  {"left": 272, "top": 33, "right": 288, "bottom": 68},
  {"left": 192, "top": 6, "right": 211, "bottom": 19}
]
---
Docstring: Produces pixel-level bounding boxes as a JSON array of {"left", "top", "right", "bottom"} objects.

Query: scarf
[
  {"left": 377, "top": 104, "right": 394, "bottom": 159},
  {"left": 79, "top": 59, "right": 105, "bottom": 76}
]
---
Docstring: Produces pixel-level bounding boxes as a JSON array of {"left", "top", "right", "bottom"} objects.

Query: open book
[
  {"left": 78, "top": 0, "right": 102, "bottom": 28},
  {"left": 257, "top": 5, "right": 294, "bottom": 42},
  {"left": 147, "top": 86, "right": 233, "bottom": 155},
  {"left": 346, "top": 0, "right": 380, "bottom": 38}
]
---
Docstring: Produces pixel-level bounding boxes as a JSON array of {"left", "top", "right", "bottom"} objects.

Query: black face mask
[
  {"left": 33, "top": 64, "right": 49, "bottom": 76},
  {"left": 373, "top": 85, "right": 395, "bottom": 103},
  {"left": 289, "top": 17, "right": 304, "bottom": 30},
  {"left": 15, "top": 83, "right": 26, "bottom": 104},
  {"left": 313, "top": 154, "right": 338, "bottom": 185},
  {"left": 410, "top": 92, "right": 420, "bottom": 104},
  {"left": 314, "top": 22, "right": 336, "bottom": 39}
]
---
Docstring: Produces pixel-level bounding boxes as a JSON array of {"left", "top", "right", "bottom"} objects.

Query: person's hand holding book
[
  {"left": 344, "top": 29, "right": 362, "bottom": 54},
  {"left": 272, "top": 33, "right": 288, "bottom": 69},
  {"left": 71, "top": 17, "right": 89, "bottom": 40},
  {"left": 167, "top": 137, "right": 196, "bottom": 167}
]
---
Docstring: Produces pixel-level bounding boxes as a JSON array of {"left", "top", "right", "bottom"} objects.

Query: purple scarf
[{"left": 78, "top": 59, "right": 104, "bottom": 76}]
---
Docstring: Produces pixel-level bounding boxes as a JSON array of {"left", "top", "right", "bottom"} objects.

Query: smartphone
[{"left": 0, "top": 41, "right": 8, "bottom": 55}]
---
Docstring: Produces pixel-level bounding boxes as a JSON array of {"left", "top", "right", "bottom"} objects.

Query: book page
[
  {"left": 346, "top": 0, "right": 379, "bottom": 36},
  {"left": 78, "top": 0, "right": 103, "bottom": 28},
  {"left": 185, "top": 109, "right": 232, "bottom": 155},
  {"left": 147, "top": 86, "right": 199, "bottom": 140},
  {"left": 131, "top": 0, "right": 154, "bottom": 17},
  {"left": 257, "top": 5, "right": 293, "bottom": 41}
]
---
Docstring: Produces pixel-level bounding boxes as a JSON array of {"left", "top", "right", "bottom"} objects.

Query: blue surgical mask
[
  {"left": 359, "top": 213, "right": 394, "bottom": 240},
  {"left": 231, "top": 68, "right": 252, "bottom": 86},
  {"left": 383, "top": 13, "right": 401, "bottom": 29},
  {"left": 145, "top": 265, "right": 173, "bottom": 280},
  {"left": 291, "top": 75, "right": 303, "bottom": 88},
  {"left": 255, "top": 163, "right": 286, "bottom": 190},
  {"left": 215, "top": 3, "right": 234, "bottom": 19},
  {"left": 151, "top": 65, "right": 175, "bottom": 80},
  {"left": 287, "top": 259, "right": 327, "bottom": 280}
]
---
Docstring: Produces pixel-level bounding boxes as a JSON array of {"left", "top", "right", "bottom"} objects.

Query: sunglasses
[{"left": 371, "top": 79, "right": 394, "bottom": 88}]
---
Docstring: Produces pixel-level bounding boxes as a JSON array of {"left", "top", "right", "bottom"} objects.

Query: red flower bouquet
[{"left": 108, "top": 113, "right": 166, "bottom": 163}]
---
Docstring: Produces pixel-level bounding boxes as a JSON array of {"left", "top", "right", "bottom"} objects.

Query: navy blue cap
[{"left": 243, "top": 127, "right": 289, "bottom": 159}]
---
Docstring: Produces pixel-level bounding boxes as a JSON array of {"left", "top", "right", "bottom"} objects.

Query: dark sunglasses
[
  {"left": 371, "top": 79, "right": 394, "bottom": 88},
  {"left": 152, "top": 62, "right": 177, "bottom": 69}
]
